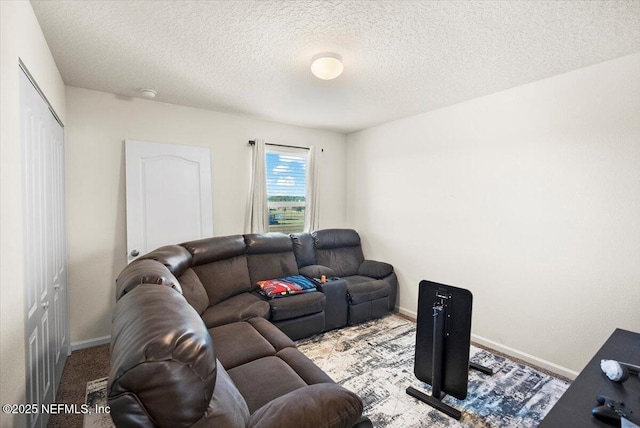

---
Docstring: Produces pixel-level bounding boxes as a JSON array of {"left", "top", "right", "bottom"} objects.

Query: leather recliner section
[
  {"left": 307, "top": 228, "right": 398, "bottom": 320},
  {"left": 109, "top": 229, "right": 380, "bottom": 427},
  {"left": 108, "top": 284, "right": 217, "bottom": 427}
]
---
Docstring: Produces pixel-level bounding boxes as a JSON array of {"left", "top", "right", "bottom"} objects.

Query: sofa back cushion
[
  {"left": 108, "top": 284, "right": 217, "bottom": 427},
  {"left": 182, "top": 236, "right": 252, "bottom": 306},
  {"left": 290, "top": 232, "right": 317, "bottom": 268},
  {"left": 177, "top": 268, "right": 210, "bottom": 315},
  {"left": 312, "top": 229, "right": 365, "bottom": 277},
  {"left": 138, "top": 244, "right": 192, "bottom": 277},
  {"left": 182, "top": 235, "right": 246, "bottom": 266},
  {"left": 245, "top": 233, "right": 299, "bottom": 286}
]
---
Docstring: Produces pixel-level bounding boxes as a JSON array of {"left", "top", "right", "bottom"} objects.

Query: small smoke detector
[{"left": 139, "top": 88, "right": 157, "bottom": 99}]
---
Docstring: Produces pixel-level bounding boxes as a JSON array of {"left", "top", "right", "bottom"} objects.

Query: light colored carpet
[{"left": 85, "top": 315, "right": 569, "bottom": 427}]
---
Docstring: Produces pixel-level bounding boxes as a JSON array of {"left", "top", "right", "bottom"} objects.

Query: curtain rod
[{"left": 248, "top": 140, "right": 323, "bottom": 152}]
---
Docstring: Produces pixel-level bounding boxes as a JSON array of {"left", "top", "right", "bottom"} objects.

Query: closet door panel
[{"left": 20, "top": 67, "right": 68, "bottom": 428}]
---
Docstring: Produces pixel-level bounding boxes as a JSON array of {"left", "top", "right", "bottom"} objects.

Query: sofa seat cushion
[
  {"left": 201, "top": 292, "right": 270, "bottom": 328},
  {"left": 228, "top": 356, "right": 308, "bottom": 413},
  {"left": 247, "top": 383, "right": 364, "bottom": 428},
  {"left": 247, "top": 317, "right": 296, "bottom": 351},
  {"left": 343, "top": 276, "right": 390, "bottom": 305},
  {"left": 208, "top": 322, "right": 277, "bottom": 370},
  {"left": 199, "top": 360, "right": 250, "bottom": 428},
  {"left": 275, "top": 347, "right": 334, "bottom": 385},
  {"left": 268, "top": 291, "right": 326, "bottom": 321}
]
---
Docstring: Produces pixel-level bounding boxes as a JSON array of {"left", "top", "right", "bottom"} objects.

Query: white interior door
[
  {"left": 20, "top": 66, "right": 68, "bottom": 428},
  {"left": 125, "top": 140, "right": 213, "bottom": 262}
]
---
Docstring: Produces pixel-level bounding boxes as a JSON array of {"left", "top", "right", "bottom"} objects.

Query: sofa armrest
[
  {"left": 115, "top": 259, "right": 182, "bottom": 301},
  {"left": 247, "top": 383, "right": 363, "bottom": 428},
  {"left": 108, "top": 285, "right": 216, "bottom": 427},
  {"left": 352, "top": 416, "right": 374, "bottom": 428},
  {"left": 299, "top": 264, "right": 336, "bottom": 279},
  {"left": 316, "top": 278, "right": 348, "bottom": 330},
  {"left": 357, "top": 260, "right": 393, "bottom": 279}
]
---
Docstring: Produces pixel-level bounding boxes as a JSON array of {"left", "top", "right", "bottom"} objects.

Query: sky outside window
[{"left": 266, "top": 151, "right": 307, "bottom": 199}]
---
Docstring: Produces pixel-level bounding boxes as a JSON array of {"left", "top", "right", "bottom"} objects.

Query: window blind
[{"left": 265, "top": 148, "right": 307, "bottom": 234}]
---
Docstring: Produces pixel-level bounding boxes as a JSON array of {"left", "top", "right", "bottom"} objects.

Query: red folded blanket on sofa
[{"left": 256, "top": 275, "right": 318, "bottom": 298}]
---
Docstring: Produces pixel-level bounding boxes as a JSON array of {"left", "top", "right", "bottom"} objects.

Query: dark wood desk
[{"left": 539, "top": 328, "right": 640, "bottom": 428}]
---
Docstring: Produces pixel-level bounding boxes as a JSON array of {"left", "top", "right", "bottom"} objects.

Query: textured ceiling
[{"left": 31, "top": 1, "right": 640, "bottom": 133}]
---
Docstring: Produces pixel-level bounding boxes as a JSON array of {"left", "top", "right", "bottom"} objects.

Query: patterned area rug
[
  {"left": 85, "top": 315, "right": 569, "bottom": 427},
  {"left": 84, "top": 378, "right": 112, "bottom": 428},
  {"left": 297, "top": 315, "right": 569, "bottom": 427}
]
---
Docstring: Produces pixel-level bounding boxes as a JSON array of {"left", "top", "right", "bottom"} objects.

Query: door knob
[
  {"left": 42, "top": 301, "right": 49, "bottom": 310},
  {"left": 130, "top": 249, "right": 140, "bottom": 257}
]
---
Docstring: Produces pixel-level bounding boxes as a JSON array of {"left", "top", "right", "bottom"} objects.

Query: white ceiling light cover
[
  {"left": 311, "top": 55, "right": 344, "bottom": 80},
  {"left": 139, "top": 88, "right": 157, "bottom": 99}
]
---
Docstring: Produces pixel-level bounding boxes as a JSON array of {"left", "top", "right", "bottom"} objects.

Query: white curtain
[
  {"left": 304, "top": 145, "right": 322, "bottom": 232},
  {"left": 245, "top": 139, "right": 269, "bottom": 233}
]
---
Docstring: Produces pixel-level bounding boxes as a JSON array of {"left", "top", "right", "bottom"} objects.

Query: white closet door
[{"left": 20, "top": 67, "right": 68, "bottom": 428}]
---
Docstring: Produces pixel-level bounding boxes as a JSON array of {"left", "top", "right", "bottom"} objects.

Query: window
[{"left": 265, "top": 147, "right": 308, "bottom": 234}]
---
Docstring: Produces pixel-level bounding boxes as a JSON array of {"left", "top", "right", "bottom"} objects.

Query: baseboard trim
[
  {"left": 471, "top": 334, "right": 578, "bottom": 380},
  {"left": 70, "top": 335, "right": 111, "bottom": 352},
  {"left": 397, "top": 306, "right": 416, "bottom": 320},
  {"left": 397, "top": 306, "right": 578, "bottom": 380}
]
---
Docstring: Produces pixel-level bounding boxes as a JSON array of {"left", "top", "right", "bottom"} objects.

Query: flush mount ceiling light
[
  {"left": 311, "top": 54, "right": 343, "bottom": 80},
  {"left": 139, "top": 88, "right": 157, "bottom": 99}
]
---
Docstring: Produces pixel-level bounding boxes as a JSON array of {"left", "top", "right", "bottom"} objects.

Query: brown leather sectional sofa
[{"left": 108, "top": 229, "right": 397, "bottom": 427}]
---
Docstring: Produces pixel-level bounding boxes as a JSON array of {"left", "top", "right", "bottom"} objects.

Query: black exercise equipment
[{"left": 406, "top": 280, "right": 493, "bottom": 420}]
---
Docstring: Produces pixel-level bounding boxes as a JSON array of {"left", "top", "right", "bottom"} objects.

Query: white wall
[
  {"left": 65, "top": 86, "right": 347, "bottom": 345},
  {"left": 346, "top": 53, "right": 640, "bottom": 378},
  {"left": 0, "top": 2, "right": 66, "bottom": 427}
]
